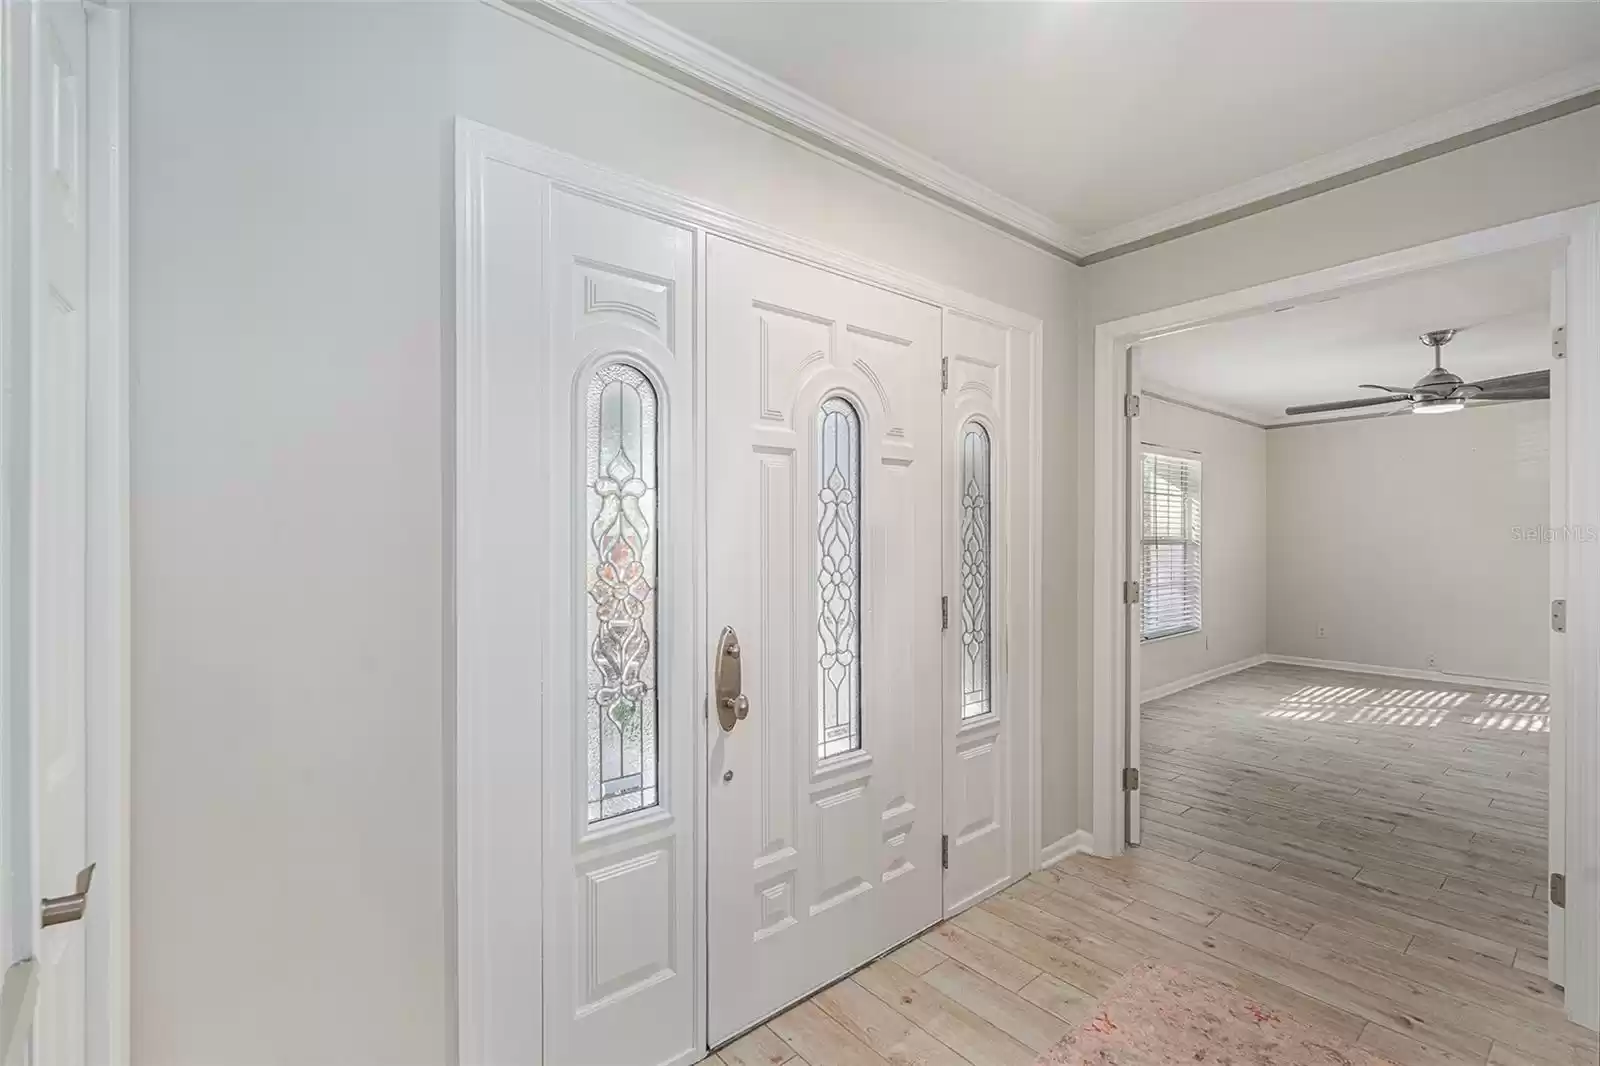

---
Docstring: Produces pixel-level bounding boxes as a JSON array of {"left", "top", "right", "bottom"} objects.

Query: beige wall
[
  {"left": 1267, "top": 403, "right": 1550, "bottom": 685},
  {"left": 130, "top": 3, "right": 1079, "bottom": 1062}
]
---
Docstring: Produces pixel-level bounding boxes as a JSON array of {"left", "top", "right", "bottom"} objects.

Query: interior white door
[
  {"left": 1548, "top": 264, "right": 1566, "bottom": 987},
  {"left": 1124, "top": 346, "right": 1143, "bottom": 848},
  {"left": 33, "top": 3, "right": 91, "bottom": 1064},
  {"left": 541, "top": 189, "right": 698, "bottom": 1066},
  {"left": 941, "top": 312, "right": 1014, "bottom": 913},
  {"left": 705, "top": 237, "right": 943, "bottom": 1043}
]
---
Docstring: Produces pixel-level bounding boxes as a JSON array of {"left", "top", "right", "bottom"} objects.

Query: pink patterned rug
[{"left": 1036, "top": 963, "right": 1395, "bottom": 1066}]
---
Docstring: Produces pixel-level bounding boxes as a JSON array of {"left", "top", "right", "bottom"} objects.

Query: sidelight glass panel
[
  {"left": 585, "top": 363, "right": 659, "bottom": 823},
  {"left": 960, "top": 423, "right": 993, "bottom": 719},
  {"left": 816, "top": 397, "right": 862, "bottom": 760}
]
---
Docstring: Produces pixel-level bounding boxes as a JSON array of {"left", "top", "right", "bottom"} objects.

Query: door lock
[{"left": 714, "top": 626, "right": 750, "bottom": 732}]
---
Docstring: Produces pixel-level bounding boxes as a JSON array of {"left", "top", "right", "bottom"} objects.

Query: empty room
[{"left": 2, "top": 2, "right": 1598, "bottom": 1066}]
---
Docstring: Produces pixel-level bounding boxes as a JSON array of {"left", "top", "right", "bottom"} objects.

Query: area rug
[{"left": 1036, "top": 962, "right": 1395, "bottom": 1066}]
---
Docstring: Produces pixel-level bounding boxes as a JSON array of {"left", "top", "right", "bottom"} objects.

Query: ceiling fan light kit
[{"left": 1284, "top": 327, "right": 1550, "bottom": 418}]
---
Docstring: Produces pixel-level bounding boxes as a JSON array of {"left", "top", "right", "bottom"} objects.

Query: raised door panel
[
  {"left": 543, "top": 189, "right": 697, "bottom": 1066},
  {"left": 706, "top": 239, "right": 943, "bottom": 1043}
]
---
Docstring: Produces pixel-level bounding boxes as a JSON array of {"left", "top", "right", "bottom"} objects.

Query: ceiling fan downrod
[{"left": 1421, "top": 328, "right": 1457, "bottom": 370}]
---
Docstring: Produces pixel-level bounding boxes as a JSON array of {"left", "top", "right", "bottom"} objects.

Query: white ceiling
[
  {"left": 1137, "top": 244, "right": 1560, "bottom": 425},
  {"left": 634, "top": 1, "right": 1600, "bottom": 250}
]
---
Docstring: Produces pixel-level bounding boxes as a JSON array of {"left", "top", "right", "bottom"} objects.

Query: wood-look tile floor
[{"left": 698, "top": 664, "right": 1596, "bottom": 1066}]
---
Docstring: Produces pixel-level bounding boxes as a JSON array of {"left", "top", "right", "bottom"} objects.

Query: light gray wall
[
  {"left": 1088, "top": 106, "right": 1600, "bottom": 323},
  {"left": 129, "top": 3, "right": 1080, "bottom": 1062},
  {"left": 1266, "top": 403, "right": 1551, "bottom": 685},
  {"left": 1137, "top": 398, "right": 1267, "bottom": 695}
]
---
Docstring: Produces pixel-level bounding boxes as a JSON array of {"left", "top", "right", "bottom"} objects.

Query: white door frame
[
  {"left": 1090, "top": 204, "right": 1600, "bottom": 1030},
  {"left": 452, "top": 118, "right": 1044, "bottom": 1063},
  {"left": 0, "top": 0, "right": 130, "bottom": 1060}
]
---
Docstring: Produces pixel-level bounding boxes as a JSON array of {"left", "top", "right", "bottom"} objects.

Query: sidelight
[
  {"left": 816, "top": 396, "right": 863, "bottom": 759},
  {"left": 960, "top": 423, "right": 992, "bottom": 719},
  {"left": 585, "top": 362, "right": 660, "bottom": 823}
]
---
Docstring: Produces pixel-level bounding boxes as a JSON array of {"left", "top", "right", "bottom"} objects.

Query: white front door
[
  {"left": 1123, "top": 346, "right": 1143, "bottom": 847},
  {"left": 33, "top": 3, "right": 91, "bottom": 1064},
  {"left": 1547, "top": 263, "right": 1566, "bottom": 987},
  {"left": 705, "top": 237, "right": 944, "bottom": 1043}
]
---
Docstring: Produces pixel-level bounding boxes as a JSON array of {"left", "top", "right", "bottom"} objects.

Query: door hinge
[
  {"left": 941, "top": 595, "right": 949, "bottom": 630},
  {"left": 1553, "top": 325, "right": 1567, "bottom": 360},
  {"left": 941, "top": 834, "right": 949, "bottom": 869},
  {"left": 941, "top": 356, "right": 949, "bottom": 392},
  {"left": 1123, "top": 580, "right": 1141, "bottom": 605},
  {"left": 1552, "top": 598, "right": 1567, "bottom": 634},
  {"left": 1124, "top": 393, "right": 1141, "bottom": 418},
  {"left": 1551, "top": 872, "right": 1566, "bottom": 908},
  {"left": 1123, "top": 767, "right": 1140, "bottom": 792}
]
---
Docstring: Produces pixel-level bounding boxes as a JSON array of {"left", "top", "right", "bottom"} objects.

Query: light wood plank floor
[{"left": 699, "top": 664, "right": 1594, "bottom": 1066}]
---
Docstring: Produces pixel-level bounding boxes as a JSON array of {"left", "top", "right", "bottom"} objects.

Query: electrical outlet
[{"left": 1316, "top": 625, "right": 1327, "bottom": 639}]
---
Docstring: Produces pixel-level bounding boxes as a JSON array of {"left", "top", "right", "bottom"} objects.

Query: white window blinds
[{"left": 1141, "top": 451, "right": 1201, "bottom": 640}]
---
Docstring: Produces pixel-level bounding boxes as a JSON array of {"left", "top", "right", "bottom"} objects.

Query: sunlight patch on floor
[{"left": 1258, "top": 684, "right": 1547, "bottom": 730}]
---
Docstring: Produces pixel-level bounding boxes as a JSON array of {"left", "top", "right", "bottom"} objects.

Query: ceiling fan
[{"left": 1284, "top": 329, "right": 1550, "bottom": 417}]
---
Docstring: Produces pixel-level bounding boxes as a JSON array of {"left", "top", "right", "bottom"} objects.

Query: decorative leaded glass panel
[
  {"left": 816, "top": 397, "right": 862, "bottom": 760},
  {"left": 960, "top": 424, "right": 993, "bottom": 719},
  {"left": 585, "top": 363, "right": 659, "bottom": 823}
]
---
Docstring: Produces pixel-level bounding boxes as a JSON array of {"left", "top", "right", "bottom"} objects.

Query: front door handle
[
  {"left": 714, "top": 626, "right": 750, "bottom": 732},
  {"left": 41, "top": 864, "right": 94, "bottom": 929}
]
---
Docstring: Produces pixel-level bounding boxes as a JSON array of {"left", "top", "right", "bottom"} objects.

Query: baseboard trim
[
  {"left": 1141, "top": 654, "right": 1270, "bottom": 704},
  {"left": 1263, "top": 654, "right": 1549, "bottom": 695},
  {"left": 1039, "top": 830, "right": 1094, "bottom": 869}
]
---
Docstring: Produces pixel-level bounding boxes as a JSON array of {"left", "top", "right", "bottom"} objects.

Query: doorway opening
[{"left": 1091, "top": 206, "right": 1600, "bottom": 1033}]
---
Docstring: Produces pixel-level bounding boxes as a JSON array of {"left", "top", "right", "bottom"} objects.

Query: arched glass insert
[
  {"left": 585, "top": 363, "right": 659, "bottom": 823},
  {"left": 960, "top": 423, "right": 992, "bottom": 719},
  {"left": 817, "top": 397, "right": 862, "bottom": 759}
]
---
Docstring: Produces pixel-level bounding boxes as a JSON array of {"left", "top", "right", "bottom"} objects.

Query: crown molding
[
  {"left": 511, "top": 0, "right": 1087, "bottom": 259},
  {"left": 504, "top": 1, "right": 1600, "bottom": 266},
  {"left": 1140, "top": 385, "right": 1269, "bottom": 430},
  {"left": 1079, "top": 60, "right": 1600, "bottom": 258}
]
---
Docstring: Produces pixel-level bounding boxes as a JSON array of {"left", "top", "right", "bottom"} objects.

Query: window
[
  {"left": 959, "top": 423, "right": 992, "bottom": 719},
  {"left": 1140, "top": 451, "right": 1201, "bottom": 641},
  {"left": 816, "top": 397, "right": 862, "bottom": 759},
  {"left": 585, "top": 363, "right": 659, "bottom": 823}
]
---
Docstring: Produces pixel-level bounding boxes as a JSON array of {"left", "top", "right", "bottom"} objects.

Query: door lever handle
[
  {"left": 41, "top": 864, "right": 94, "bottom": 929},
  {"left": 721, "top": 694, "right": 749, "bottom": 722}
]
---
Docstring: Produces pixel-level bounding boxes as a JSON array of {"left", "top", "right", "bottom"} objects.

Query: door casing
[
  {"left": 0, "top": 0, "right": 130, "bottom": 1061},
  {"left": 453, "top": 119, "right": 1045, "bottom": 1065}
]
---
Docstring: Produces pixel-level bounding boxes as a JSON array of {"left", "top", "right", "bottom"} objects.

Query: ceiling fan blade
[
  {"left": 1285, "top": 394, "right": 1410, "bottom": 416},
  {"left": 1463, "top": 370, "right": 1548, "bottom": 392},
  {"left": 1358, "top": 383, "right": 1417, "bottom": 395},
  {"left": 1470, "top": 387, "right": 1550, "bottom": 402}
]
